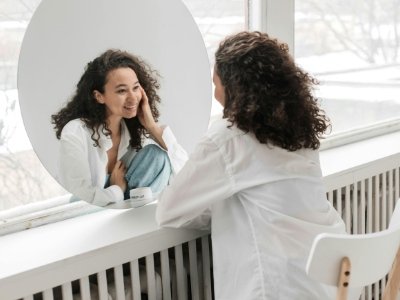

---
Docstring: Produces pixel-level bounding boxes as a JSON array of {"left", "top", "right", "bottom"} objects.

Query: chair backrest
[{"left": 306, "top": 227, "right": 400, "bottom": 288}]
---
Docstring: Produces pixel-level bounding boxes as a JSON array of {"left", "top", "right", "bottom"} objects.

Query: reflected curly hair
[
  {"left": 51, "top": 49, "right": 161, "bottom": 150},
  {"left": 215, "top": 31, "right": 329, "bottom": 151}
]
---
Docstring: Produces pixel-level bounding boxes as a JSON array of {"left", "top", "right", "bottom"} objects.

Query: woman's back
[{"left": 206, "top": 118, "right": 345, "bottom": 299}]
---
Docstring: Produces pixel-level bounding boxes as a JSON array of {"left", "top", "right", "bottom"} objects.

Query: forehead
[{"left": 105, "top": 67, "right": 138, "bottom": 85}]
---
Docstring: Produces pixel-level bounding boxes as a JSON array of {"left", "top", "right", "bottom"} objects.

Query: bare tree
[
  {"left": 0, "top": 0, "right": 66, "bottom": 210},
  {"left": 297, "top": 0, "right": 400, "bottom": 63}
]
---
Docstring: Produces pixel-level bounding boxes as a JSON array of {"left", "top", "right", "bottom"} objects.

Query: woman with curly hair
[
  {"left": 52, "top": 49, "right": 187, "bottom": 207},
  {"left": 156, "top": 32, "right": 346, "bottom": 299}
]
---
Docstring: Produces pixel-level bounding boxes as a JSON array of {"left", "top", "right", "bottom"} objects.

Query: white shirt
[
  {"left": 156, "top": 118, "right": 346, "bottom": 300},
  {"left": 58, "top": 119, "right": 187, "bottom": 207}
]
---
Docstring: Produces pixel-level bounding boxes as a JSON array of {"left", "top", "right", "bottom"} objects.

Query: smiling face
[{"left": 94, "top": 67, "right": 142, "bottom": 122}]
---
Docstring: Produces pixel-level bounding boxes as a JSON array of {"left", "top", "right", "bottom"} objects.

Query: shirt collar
[{"left": 97, "top": 120, "right": 130, "bottom": 153}]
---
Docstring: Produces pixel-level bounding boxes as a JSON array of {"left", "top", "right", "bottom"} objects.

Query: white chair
[{"left": 306, "top": 201, "right": 400, "bottom": 300}]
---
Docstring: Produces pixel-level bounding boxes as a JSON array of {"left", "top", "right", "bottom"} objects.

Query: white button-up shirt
[
  {"left": 156, "top": 118, "right": 346, "bottom": 300},
  {"left": 58, "top": 119, "right": 187, "bottom": 207}
]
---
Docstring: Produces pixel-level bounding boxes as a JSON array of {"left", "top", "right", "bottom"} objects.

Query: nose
[{"left": 127, "top": 90, "right": 139, "bottom": 102}]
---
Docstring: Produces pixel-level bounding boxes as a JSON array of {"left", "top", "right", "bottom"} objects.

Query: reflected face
[
  {"left": 213, "top": 68, "right": 225, "bottom": 107},
  {"left": 95, "top": 67, "right": 142, "bottom": 120}
]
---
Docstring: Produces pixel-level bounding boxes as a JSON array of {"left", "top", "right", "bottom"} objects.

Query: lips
[{"left": 124, "top": 104, "right": 137, "bottom": 110}]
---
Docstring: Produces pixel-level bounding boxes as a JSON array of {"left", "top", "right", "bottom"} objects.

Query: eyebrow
[{"left": 114, "top": 81, "right": 139, "bottom": 89}]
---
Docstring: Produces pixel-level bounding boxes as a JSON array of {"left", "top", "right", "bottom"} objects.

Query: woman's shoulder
[
  {"left": 206, "top": 117, "right": 245, "bottom": 146},
  {"left": 61, "top": 118, "right": 88, "bottom": 136}
]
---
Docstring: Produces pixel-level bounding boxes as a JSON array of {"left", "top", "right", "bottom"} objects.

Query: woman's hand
[
  {"left": 137, "top": 86, "right": 157, "bottom": 131},
  {"left": 137, "top": 86, "right": 167, "bottom": 149},
  {"left": 110, "top": 160, "right": 127, "bottom": 192}
]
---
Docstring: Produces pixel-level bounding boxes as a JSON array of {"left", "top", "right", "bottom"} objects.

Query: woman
[
  {"left": 156, "top": 32, "right": 346, "bottom": 299},
  {"left": 52, "top": 49, "right": 187, "bottom": 207}
]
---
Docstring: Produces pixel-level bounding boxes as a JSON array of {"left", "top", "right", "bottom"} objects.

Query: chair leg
[
  {"left": 337, "top": 257, "right": 351, "bottom": 300},
  {"left": 383, "top": 247, "right": 400, "bottom": 300}
]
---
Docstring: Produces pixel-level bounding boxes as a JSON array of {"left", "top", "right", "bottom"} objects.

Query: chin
[{"left": 124, "top": 112, "right": 137, "bottom": 119}]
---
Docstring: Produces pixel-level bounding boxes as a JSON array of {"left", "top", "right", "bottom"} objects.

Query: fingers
[
  {"left": 113, "top": 160, "right": 126, "bottom": 173},
  {"left": 140, "top": 86, "right": 149, "bottom": 103}
]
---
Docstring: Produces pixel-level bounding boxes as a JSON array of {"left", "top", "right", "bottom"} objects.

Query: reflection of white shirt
[
  {"left": 156, "top": 118, "right": 346, "bottom": 300},
  {"left": 58, "top": 119, "right": 187, "bottom": 207}
]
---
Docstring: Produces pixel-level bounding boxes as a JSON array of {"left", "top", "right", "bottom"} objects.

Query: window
[
  {"left": 0, "top": 0, "right": 68, "bottom": 213},
  {"left": 295, "top": 0, "right": 400, "bottom": 136},
  {"left": 0, "top": 0, "right": 246, "bottom": 228},
  {"left": 183, "top": 0, "right": 247, "bottom": 118}
]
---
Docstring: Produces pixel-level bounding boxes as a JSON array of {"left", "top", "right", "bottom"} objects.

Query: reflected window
[{"left": 295, "top": 0, "right": 400, "bottom": 134}]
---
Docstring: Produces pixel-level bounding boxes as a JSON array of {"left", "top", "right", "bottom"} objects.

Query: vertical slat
[
  {"left": 114, "top": 264, "right": 125, "bottom": 300},
  {"left": 80, "top": 276, "right": 91, "bottom": 300},
  {"left": 189, "top": 240, "right": 200, "bottom": 300},
  {"left": 352, "top": 183, "right": 359, "bottom": 234},
  {"left": 146, "top": 254, "right": 157, "bottom": 300},
  {"left": 367, "top": 177, "right": 373, "bottom": 234},
  {"left": 396, "top": 168, "right": 400, "bottom": 208},
  {"left": 360, "top": 180, "right": 366, "bottom": 234},
  {"left": 43, "top": 289, "right": 54, "bottom": 300},
  {"left": 174, "top": 244, "right": 188, "bottom": 300},
  {"left": 345, "top": 185, "right": 351, "bottom": 233},
  {"left": 374, "top": 175, "right": 380, "bottom": 300},
  {"left": 336, "top": 188, "right": 342, "bottom": 219},
  {"left": 360, "top": 287, "right": 365, "bottom": 300},
  {"left": 160, "top": 249, "right": 172, "bottom": 300},
  {"left": 382, "top": 172, "right": 387, "bottom": 230},
  {"left": 130, "top": 259, "right": 142, "bottom": 300},
  {"left": 374, "top": 175, "right": 381, "bottom": 232},
  {"left": 327, "top": 190, "right": 334, "bottom": 206},
  {"left": 97, "top": 270, "right": 109, "bottom": 300},
  {"left": 367, "top": 285, "right": 372, "bottom": 300},
  {"left": 201, "top": 236, "right": 213, "bottom": 300},
  {"left": 61, "top": 283, "right": 73, "bottom": 300},
  {"left": 389, "top": 169, "right": 394, "bottom": 220}
]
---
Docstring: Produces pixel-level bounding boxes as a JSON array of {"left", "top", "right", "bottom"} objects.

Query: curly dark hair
[
  {"left": 215, "top": 31, "right": 329, "bottom": 151},
  {"left": 51, "top": 49, "right": 161, "bottom": 150}
]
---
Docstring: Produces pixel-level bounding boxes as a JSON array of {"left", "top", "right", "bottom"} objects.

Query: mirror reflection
[
  {"left": 51, "top": 49, "right": 188, "bottom": 208},
  {"left": 18, "top": 0, "right": 211, "bottom": 208}
]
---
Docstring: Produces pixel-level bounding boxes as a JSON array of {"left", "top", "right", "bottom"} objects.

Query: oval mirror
[{"left": 18, "top": 0, "right": 212, "bottom": 208}]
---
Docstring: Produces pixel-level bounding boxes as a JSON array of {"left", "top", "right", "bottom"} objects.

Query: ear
[{"left": 93, "top": 90, "right": 104, "bottom": 104}]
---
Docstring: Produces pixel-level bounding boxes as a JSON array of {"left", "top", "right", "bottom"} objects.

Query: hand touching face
[{"left": 137, "top": 86, "right": 157, "bottom": 130}]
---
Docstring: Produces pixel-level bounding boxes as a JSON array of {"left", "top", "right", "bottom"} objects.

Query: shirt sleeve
[
  {"left": 58, "top": 128, "right": 124, "bottom": 207},
  {"left": 155, "top": 135, "right": 235, "bottom": 230},
  {"left": 161, "top": 126, "right": 188, "bottom": 174}
]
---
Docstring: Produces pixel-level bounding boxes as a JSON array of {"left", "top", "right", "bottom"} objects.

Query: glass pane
[
  {"left": 0, "top": 0, "right": 246, "bottom": 211},
  {"left": 295, "top": 1, "right": 400, "bottom": 134},
  {"left": 0, "top": 0, "right": 68, "bottom": 211},
  {"left": 183, "top": 0, "right": 247, "bottom": 118}
]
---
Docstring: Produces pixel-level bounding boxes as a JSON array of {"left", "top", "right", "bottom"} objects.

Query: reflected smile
[{"left": 124, "top": 104, "right": 137, "bottom": 111}]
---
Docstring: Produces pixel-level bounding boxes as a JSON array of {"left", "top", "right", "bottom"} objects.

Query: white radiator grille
[{"left": 24, "top": 236, "right": 213, "bottom": 300}]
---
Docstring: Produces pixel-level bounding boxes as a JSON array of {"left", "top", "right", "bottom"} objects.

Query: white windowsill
[{"left": 320, "top": 130, "right": 400, "bottom": 177}]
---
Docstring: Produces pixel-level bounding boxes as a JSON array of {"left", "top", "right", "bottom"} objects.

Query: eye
[
  {"left": 133, "top": 85, "right": 140, "bottom": 91},
  {"left": 117, "top": 89, "right": 127, "bottom": 94}
]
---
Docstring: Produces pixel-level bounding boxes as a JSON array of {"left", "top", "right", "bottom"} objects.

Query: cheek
[{"left": 135, "top": 90, "right": 142, "bottom": 101}]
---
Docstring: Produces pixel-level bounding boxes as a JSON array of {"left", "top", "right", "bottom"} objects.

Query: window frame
[{"left": 249, "top": 0, "right": 400, "bottom": 150}]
